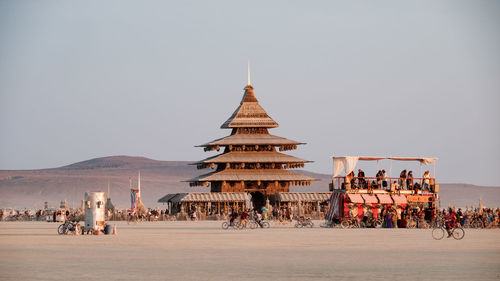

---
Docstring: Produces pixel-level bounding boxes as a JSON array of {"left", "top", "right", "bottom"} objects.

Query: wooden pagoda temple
[{"left": 185, "top": 81, "right": 315, "bottom": 209}]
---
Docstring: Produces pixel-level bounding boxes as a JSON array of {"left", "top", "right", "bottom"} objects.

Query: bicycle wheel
[
  {"left": 452, "top": 227, "right": 465, "bottom": 240},
  {"left": 341, "top": 220, "right": 350, "bottom": 229},
  {"left": 373, "top": 220, "right": 382, "bottom": 228},
  {"left": 473, "top": 221, "right": 483, "bottom": 229},
  {"left": 294, "top": 222, "right": 300, "bottom": 228},
  {"left": 74, "top": 224, "right": 81, "bottom": 235},
  {"left": 249, "top": 221, "right": 257, "bottom": 229},
  {"left": 432, "top": 227, "right": 445, "bottom": 240},
  {"left": 419, "top": 221, "right": 429, "bottom": 229},
  {"left": 358, "top": 221, "right": 366, "bottom": 228},
  {"left": 57, "top": 224, "right": 65, "bottom": 235},
  {"left": 407, "top": 221, "right": 417, "bottom": 229},
  {"left": 221, "top": 222, "right": 229, "bottom": 230},
  {"left": 261, "top": 221, "right": 270, "bottom": 228}
]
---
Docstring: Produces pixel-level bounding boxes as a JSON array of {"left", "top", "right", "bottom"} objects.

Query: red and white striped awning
[
  {"left": 361, "top": 194, "right": 378, "bottom": 204},
  {"left": 274, "top": 192, "right": 332, "bottom": 202},
  {"left": 376, "top": 194, "right": 393, "bottom": 204},
  {"left": 391, "top": 194, "right": 408, "bottom": 205},
  {"left": 347, "top": 193, "right": 364, "bottom": 204},
  {"left": 161, "top": 192, "right": 249, "bottom": 203}
]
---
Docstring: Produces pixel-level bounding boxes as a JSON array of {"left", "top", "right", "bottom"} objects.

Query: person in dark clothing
[
  {"left": 229, "top": 209, "right": 238, "bottom": 226},
  {"left": 357, "top": 169, "right": 366, "bottom": 189},
  {"left": 444, "top": 208, "right": 457, "bottom": 237},
  {"left": 407, "top": 171, "right": 414, "bottom": 190},
  {"left": 399, "top": 170, "right": 407, "bottom": 190}
]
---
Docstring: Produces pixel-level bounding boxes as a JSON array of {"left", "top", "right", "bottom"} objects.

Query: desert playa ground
[{"left": 0, "top": 222, "right": 499, "bottom": 281}]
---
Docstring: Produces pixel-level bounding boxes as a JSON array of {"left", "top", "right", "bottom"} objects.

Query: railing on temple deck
[{"left": 331, "top": 176, "right": 438, "bottom": 193}]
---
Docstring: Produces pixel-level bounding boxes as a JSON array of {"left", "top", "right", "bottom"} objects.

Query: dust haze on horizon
[{"left": 0, "top": 1, "right": 499, "bottom": 186}]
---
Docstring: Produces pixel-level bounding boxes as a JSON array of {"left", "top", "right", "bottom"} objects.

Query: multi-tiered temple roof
[{"left": 187, "top": 83, "right": 314, "bottom": 194}]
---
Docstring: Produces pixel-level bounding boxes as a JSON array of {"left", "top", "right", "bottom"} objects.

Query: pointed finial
[{"left": 247, "top": 61, "right": 251, "bottom": 86}]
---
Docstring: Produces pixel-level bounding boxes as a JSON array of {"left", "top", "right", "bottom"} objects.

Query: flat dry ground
[{"left": 0, "top": 221, "right": 499, "bottom": 281}]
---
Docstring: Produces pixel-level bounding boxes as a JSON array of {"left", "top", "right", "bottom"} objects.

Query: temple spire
[{"left": 247, "top": 61, "right": 251, "bottom": 86}]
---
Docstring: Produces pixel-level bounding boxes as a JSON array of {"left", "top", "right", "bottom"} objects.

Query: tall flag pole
[{"left": 138, "top": 170, "right": 141, "bottom": 197}]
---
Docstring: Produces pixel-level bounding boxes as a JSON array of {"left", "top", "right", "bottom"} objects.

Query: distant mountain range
[{"left": 0, "top": 156, "right": 498, "bottom": 209}]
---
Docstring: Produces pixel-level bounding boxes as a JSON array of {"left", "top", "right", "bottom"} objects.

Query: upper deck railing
[{"left": 331, "top": 176, "right": 438, "bottom": 193}]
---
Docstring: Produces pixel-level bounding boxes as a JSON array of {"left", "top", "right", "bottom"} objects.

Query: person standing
[
  {"left": 357, "top": 169, "right": 366, "bottom": 189},
  {"left": 382, "top": 170, "right": 388, "bottom": 190},
  {"left": 407, "top": 171, "right": 414, "bottom": 191},
  {"left": 422, "top": 171, "right": 431, "bottom": 191},
  {"left": 376, "top": 170, "right": 383, "bottom": 189},
  {"left": 399, "top": 170, "right": 407, "bottom": 190}
]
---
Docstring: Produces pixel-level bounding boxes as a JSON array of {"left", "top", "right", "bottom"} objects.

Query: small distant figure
[
  {"left": 346, "top": 171, "right": 355, "bottom": 189},
  {"left": 357, "top": 169, "right": 366, "bottom": 189},
  {"left": 407, "top": 171, "right": 414, "bottom": 190},
  {"left": 444, "top": 207, "right": 457, "bottom": 238},
  {"left": 399, "top": 170, "right": 407, "bottom": 190},
  {"left": 376, "top": 170, "right": 383, "bottom": 189},
  {"left": 382, "top": 170, "right": 388, "bottom": 190},
  {"left": 240, "top": 209, "right": 249, "bottom": 228},
  {"left": 229, "top": 209, "right": 238, "bottom": 226},
  {"left": 422, "top": 170, "right": 431, "bottom": 190}
]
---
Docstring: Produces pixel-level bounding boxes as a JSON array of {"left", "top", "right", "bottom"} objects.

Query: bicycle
[
  {"left": 249, "top": 219, "right": 270, "bottom": 229},
  {"left": 57, "top": 220, "right": 81, "bottom": 235},
  {"left": 127, "top": 213, "right": 138, "bottom": 225},
  {"left": 341, "top": 218, "right": 365, "bottom": 229},
  {"left": 294, "top": 216, "right": 314, "bottom": 228},
  {"left": 432, "top": 225, "right": 465, "bottom": 240},
  {"left": 221, "top": 219, "right": 242, "bottom": 230}
]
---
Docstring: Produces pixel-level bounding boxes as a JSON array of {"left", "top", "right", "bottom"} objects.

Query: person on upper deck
[
  {"left": 407, "top": 171, "right": 414, "bottom": 190},
  {"left": 346, "top": 171, "right": 355, "bottom": 189},
  {"left": 399, "top": 170, "right": 407, "bottom": 190},
  {"left": 382, "top": 170, "right": 388, "bottom": 190},
  {"left": 422, "top": 170, "right": 431, "bottom": 191},
  {"left": 376, "top": 170, "right": 383, "bottom": 189},
  {"left": 357, "top": 169, "right": 366, "bottom": 189}
]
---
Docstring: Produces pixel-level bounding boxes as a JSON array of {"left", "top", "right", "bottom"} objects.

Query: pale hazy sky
[{"left": 1, "top": 1, "right": 499, "bottom": 186}]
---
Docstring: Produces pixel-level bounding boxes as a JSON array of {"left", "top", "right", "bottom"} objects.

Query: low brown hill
[{"left": 0, "top": 156, "right": 498, "bottom": 209}]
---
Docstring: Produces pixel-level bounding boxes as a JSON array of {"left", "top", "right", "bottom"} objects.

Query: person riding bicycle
[
  {"left": 229, "top": 210, "right": 238, "bottom": 226},
  {"left": 444, "top": 208, "right": 457, "bottom": 238},
  {"left": 255, "top": 211, "right": 263, "bottom": 228},
  {"left": 239, "top": 209, "right": 249, "bottom": 228}
]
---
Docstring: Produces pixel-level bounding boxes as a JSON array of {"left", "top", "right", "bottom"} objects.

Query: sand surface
[{"left": 0, "top": 221, "right": 499, "bottom": 281}]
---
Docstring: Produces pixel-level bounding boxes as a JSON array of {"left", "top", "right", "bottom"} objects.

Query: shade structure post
[
  {"left": 317, "top": 201, "right": 321, "bottom": 219},
  {"left": 389, "top": 159, "right": 392, "bottom": 180}
]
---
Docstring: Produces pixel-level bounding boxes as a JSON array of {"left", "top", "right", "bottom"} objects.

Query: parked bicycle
[
  {"left": 294, "top": 216, "right": 314, "bottom": 228},
  {"left": 341, "top": 218, "right": 365, "bottom": 229},
  {"left": 57, "top": 220, "right": 81, "bottom": 235}
]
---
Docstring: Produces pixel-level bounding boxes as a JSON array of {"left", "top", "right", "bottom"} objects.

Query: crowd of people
[
  {"left": 2, "top": 206, "right": 499, "bottom": 231},
  {"left": 344, "top": 169, "right": 434, "bottom": 191},
  {"left": 336, "top": 205, "right": 500, "bottom": 230}
]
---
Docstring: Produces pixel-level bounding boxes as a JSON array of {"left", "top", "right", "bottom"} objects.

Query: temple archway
[{"left": 250, "top": 191, "right": 266, "bottom": 211}]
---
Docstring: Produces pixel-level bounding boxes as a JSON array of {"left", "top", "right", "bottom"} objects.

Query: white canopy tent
[{"left": 332, "top": 156, "right": 438, "bottom": 180}]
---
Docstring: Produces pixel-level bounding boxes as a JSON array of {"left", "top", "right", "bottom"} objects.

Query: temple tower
[{"left": 187, "top": 79, "right": 314, "bottom": 208}]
